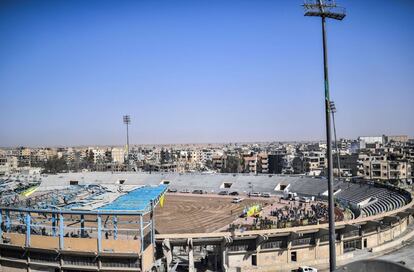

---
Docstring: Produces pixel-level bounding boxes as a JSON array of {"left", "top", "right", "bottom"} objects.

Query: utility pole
[
  {"left": 123, "top": 115, "right": 131, "bottom": 171},
  {"left": 304, "top": 1, "right": 345, "bottom": 271}
]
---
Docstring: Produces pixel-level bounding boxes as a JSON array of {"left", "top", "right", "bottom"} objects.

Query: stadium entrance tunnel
[
  {"left": 161, "top": 180, "right": 170, "bottom": 185},
  {"left": 220, "top": 182, "right": 233, "bottom": 189}
]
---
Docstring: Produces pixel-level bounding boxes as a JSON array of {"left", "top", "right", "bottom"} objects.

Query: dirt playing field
[{"left": 154, "top": 193, "right": 269, "bottom": 234}]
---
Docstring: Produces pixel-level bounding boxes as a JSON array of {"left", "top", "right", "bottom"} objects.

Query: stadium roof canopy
[{"left": 97, "top": 184, "right": 167, "bottom": 212}]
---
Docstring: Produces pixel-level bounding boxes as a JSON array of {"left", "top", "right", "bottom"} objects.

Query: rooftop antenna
[
  {"left": 123, "top": 115, "right": 131, "bottom": 171},
  {"left": 303, "top": 0, "right": 346, "bottom": 271}
]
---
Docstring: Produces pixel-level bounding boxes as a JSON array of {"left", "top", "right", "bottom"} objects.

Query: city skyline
[
  {"left": 1, "top": 0, "right": 414, "bottom": 146},
  {"left": 0, "top": 135, "right": 413, "bottom": 149}
]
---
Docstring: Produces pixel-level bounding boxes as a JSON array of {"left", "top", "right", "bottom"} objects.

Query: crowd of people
[
  {"left": 228, "top": 201, "right": 335, "bottom": 231},
  {"left": 269, "top": 202, "right": 329, "bottom": 226}
]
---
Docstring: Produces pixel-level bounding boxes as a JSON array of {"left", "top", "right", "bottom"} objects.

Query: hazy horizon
[
  {"left": 1, "top": 133, "right": 412, "bottom": 149},
  {"left": 1, "top": 0, "right": 413, "bottom": 147}
]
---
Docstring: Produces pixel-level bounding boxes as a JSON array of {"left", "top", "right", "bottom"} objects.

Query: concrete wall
[{"left": 220, "top": 217, "right": 412, "bottom": 271}]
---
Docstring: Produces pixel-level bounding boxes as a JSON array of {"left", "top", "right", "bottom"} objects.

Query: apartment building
[
  {"left": 292, "top": 151, "right": 326, "bottom": 176},
  {"left": 386, "top": 135, "right": 409, "bottom": 143},
  {"left": 111, "top": 147, "right": 125, "bottom": 164},
  {"left": 0, "top": 156, "right": 18, "bottom": 175},
  {"left": 212, "top": 153, "right": 226, "bottom": 172},
  {"left": 360, "top": 155, "right": 411, "bottom": 181},
  {"left": 337, "top": 153, "right": 411, "bottom": 181},
  {"left": 242, "top": 153, "right": 268, "bottom": 174},
  {"left": 268, "top": 154, "right": 286, "bottom": 174}
]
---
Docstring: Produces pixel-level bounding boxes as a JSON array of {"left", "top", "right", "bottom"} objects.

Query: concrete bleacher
[
  {"left": 39, "top": 172, "right": 410, "bottom": 218},
  {"left": 356, "top": 188, "right": 409, "bottom": 217},
  {"left": 335, "top": 180, "right": 410, "bottom": 218},
  {"left": 40, "top": 172, "right": 332, "bottom": 196}
]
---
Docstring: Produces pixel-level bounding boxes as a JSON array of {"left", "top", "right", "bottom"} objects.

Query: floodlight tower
[
  {"left": 330, "top": 101, "right": 341, "bottom": 180},
  {"left": 123, "top": 115, "right": 131, "bottom": 171},
  {"left": 303, "top": 1, "right": 345, "bottom": 271}
]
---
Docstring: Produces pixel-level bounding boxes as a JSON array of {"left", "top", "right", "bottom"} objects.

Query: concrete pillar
[
  {"left": 339, "top": 234, "right": 344, "bottom": 255},
  {"left": 315, "top": 238, "right": 320, "bottom": 259},
  {"left": 286, "top": 240, "right": 292, "bottom": 263},
  {"left": 98, "top": 258, "right": 102, "bottom": 271},
  {"left": 377, "top": 226, "right": 381, "bottom": 246},
  {"left": 399, "top": 220, "right": 405, "bottom": 238},
  {"left": 222, "top": 244, "right": 228, "bottom": 271},
  {"left": 214, "top": 246, "right": 219, "bottom": 271},
  {"left": 162, "top": 239, "right": 172, "bottom": 272},
  {"left": 188, "top": 238, "right": 195, "bottom": 272},
  {"left": 220, "top": 237, "right": 230, "bottom": 272}
]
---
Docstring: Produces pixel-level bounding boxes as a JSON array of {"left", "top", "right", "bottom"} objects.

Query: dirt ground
[{"left": 154, "top": 193, "right": 269, "bottom": 234}]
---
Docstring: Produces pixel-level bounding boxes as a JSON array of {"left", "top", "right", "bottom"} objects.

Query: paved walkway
[{"left": 376, "top": 234, "right": 414, "bottom": 268}]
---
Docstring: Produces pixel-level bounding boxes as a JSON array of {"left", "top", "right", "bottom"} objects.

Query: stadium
[{"left": 0, "top": 172, "right": 413, "bottom": 272}]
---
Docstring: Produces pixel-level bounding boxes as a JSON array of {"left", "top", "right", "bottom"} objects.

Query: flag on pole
[
  {"left": 160, "top": 193, "right": 165, "bottom": 208},
  {"left": 21, "top": 186, "right": 39, "bottom": 197}
]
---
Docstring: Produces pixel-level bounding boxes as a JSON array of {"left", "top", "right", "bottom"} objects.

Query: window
[
  {"left": 291, "top": 251, "right": 297, "bottom": 262},
  {"left": 228, "top": 241, "right": 255, "bottom": 252},
  {"left": 70, "top": 180, "right": 78, "bottom": 185},
  {"left": 251, "top": 254, "right": 257, "bottom": 266},
  {"left": 261, "top": 240, "right": 284, "bottom": 249},
  {"left": 221, "top": 182, "right": 233, "bottom": 189},
  {"left": 343, "top": 239, "right": 361, "bottom": 252}
]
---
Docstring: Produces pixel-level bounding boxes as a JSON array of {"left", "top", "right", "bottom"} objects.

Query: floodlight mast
[
  {"left": 330, "top": 101, "right": 341, "bottom": 180},
  {"left": 123, "top": 115, "right": 131, "bottom": 171},
  {"left": 303, "top": 1, "right": 345, "bottom": 271}
]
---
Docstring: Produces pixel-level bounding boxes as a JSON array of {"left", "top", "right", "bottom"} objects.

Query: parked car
[
  {"left": 248, "top": 192, "right": 261, "bottom": 197},
  {"left": 168, "top": 188, "right": 177, "bottom": 193},
  {"left": 180, "top": 189, "right": 190, "bottom": 193},
  {"left": 261, "top": 192, "right": 271, "bottom": 198},
  {"left": 192, "top": 189, "right": 204, "bottom": 194},
  {"left": 298, "top": 266, "right": 317, "bottom": 272},
  {"left": 231, "top": 197, "right": 244, "bottom": 203},
  {"left": 218, "top": 191, "right": 229, "bottom": 195},
  {"left": 229, "top": 191, "right": 239, "bottom": 196},
  {"left": 283, "top": 192, "right": 297, "bottom": 200}
]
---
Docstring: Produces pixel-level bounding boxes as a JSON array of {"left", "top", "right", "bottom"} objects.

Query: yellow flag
[
  {"left": 160, "top": 194, "right": 165, "bottom": 208},
  {"left": 21, "top": 186, "right": 39, "bottom": 197}
]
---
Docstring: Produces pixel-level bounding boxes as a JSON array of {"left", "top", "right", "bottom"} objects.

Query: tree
[
  {"left": 41, "top": 156, "right": 68, "bottom": 174},
  {"left": 222, "top": 155, "right": 242, "bottom": 173}
]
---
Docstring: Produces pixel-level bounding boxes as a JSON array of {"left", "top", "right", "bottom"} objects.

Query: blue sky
[{"left": 0, "top": 0, "right": 413, "bottom": 147}]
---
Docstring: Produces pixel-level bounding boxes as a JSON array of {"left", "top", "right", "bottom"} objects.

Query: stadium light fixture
[
  {"left": 303, "top": 1, "right": 346, "bottom": 270},
  {"left": 330, "top": 101, "right": 341, "bottom": 180},
  {"left": 123, "top": 115, "right": 131, "bottom": 171}
]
